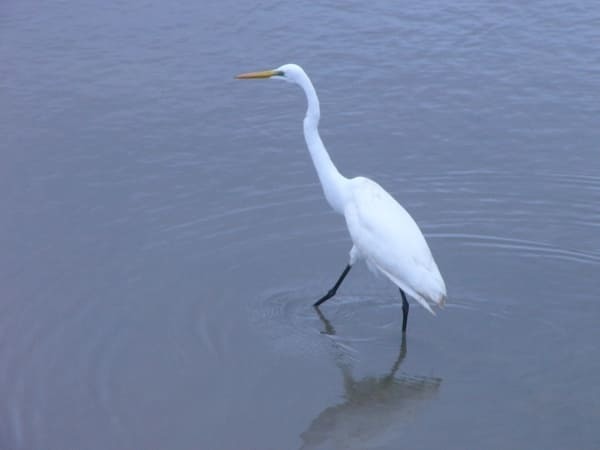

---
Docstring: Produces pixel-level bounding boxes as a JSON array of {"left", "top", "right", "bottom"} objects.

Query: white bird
[{"left": 236, "top": 64, "right": 446, "bottom": 332}]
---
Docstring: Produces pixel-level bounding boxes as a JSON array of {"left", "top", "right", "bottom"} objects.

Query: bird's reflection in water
[{"left": 299, "top": 309, "right": 442, "bottom": 450}]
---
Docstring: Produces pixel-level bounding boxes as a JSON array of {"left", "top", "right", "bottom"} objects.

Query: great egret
[{"left": 236, "top": 64, "right": 446, "bottom": 332}]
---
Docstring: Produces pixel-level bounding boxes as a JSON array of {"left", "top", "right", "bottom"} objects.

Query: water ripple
[
  {"left": 249, "top": 286, "right": 413, "bottom": 360},
  {"left": 431, "top": 232, "right": 600, "bottom": 265}
]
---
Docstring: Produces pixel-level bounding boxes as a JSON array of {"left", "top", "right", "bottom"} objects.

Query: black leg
[
  {"left": 313, "top": 264, "right": 352, "bottom": 307},
  {"left": 400, "top": 289, "right": 410, "bottom": 333}
]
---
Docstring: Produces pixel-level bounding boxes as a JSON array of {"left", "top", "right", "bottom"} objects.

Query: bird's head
[{"left": 236, "top": 63, "right": 306, "bottom": 85}]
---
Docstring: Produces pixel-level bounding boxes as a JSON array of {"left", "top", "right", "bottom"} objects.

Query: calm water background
[{"left": 2, "top": 1, "right": 599, "bottom": 449}]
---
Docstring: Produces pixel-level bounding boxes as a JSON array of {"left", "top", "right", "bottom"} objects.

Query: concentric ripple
[{"left": 248, "top": 284, "right": 418, "bottom": 360}]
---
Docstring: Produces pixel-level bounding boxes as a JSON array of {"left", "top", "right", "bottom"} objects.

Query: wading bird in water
[{"left": 236, "top": 64, "right": 446, "bottom": 333}]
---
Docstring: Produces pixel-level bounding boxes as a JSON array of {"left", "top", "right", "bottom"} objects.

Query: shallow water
[{"left": 2, "top": 1, "right": 600, "bottom": 449}]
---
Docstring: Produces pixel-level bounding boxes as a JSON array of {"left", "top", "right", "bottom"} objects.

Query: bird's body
[
  {"left": 237, "top": 64, "right": 446, "bottom": 331},
  {"left": 344, "top": 176, "right": 445, "bottom": 313}
]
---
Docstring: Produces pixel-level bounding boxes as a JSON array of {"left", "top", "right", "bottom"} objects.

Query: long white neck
[{"left": 297, "top": 72, "right": 348, "bottom": 214}]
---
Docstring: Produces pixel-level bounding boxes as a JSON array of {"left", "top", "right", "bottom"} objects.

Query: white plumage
[
  {"left": 237, "top": 63, "right": 446, "bottom": 331},
  {"left": 345, "top": 177, "right": 446, "bottom": 313}
]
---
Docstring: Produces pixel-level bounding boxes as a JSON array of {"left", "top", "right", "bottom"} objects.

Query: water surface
[{"left": 1, "top": 1, "right": 599, "bottom": 449}]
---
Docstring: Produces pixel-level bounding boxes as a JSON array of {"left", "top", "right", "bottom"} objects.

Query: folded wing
[{"left": 344, "top": 177, "right": 446, "bottom": 312}]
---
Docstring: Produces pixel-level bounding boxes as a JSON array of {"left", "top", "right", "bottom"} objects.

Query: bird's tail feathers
[
  {"left": 413, "top": 294, "right": 436, "bottom": 315},
  {"left": 376, "top": 265, "right": 444, "bottom": 315}
]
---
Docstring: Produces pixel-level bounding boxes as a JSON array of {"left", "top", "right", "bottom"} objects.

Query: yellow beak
[{"left": 236, "top": 69, "right": 282, "bottom": 79}]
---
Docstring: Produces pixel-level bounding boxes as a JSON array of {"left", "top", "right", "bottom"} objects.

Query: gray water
[{"left": 2, "top": 1, "right": 600, "bottom": 449}]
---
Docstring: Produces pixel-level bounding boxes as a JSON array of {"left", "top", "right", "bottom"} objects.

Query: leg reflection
[{"left": 302, "top": 308, "right": 442, "bottom": 450}]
